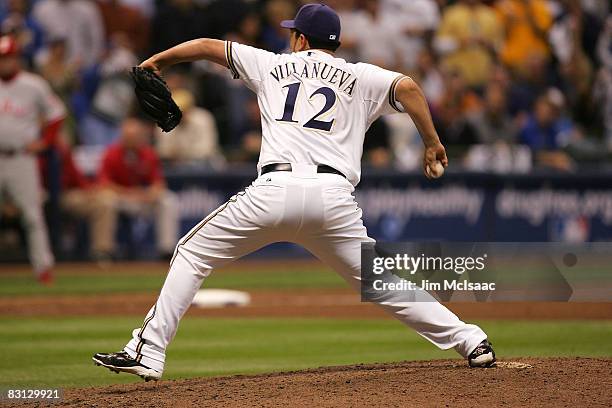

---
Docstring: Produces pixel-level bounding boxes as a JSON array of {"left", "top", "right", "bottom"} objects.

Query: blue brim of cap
[{"left": 280, "top": 20, "right": 296, "bottom": 29}]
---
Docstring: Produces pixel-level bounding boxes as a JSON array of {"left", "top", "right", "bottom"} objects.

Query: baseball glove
[{"left": 130, "top": 66, "right": 182, "bottom": 132}]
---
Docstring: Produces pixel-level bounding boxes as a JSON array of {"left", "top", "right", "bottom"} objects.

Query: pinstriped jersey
[{"left": 225, "top": 41, "right": 406, "bottom": 186}]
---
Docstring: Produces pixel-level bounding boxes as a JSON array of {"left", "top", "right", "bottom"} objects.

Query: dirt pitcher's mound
[{"left": 12, "top": 358, "right": 611, "bottom": 408}]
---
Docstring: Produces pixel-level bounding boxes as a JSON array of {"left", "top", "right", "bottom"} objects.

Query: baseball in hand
[{"left": 426, "top": 160, "right": 444, "bottom": 178}]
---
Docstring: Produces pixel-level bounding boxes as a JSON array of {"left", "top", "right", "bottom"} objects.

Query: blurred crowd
[
  {"left": 1, "top": 0, "right": 611, "bottom": 265},
  {"left": 2, "top": 0, "right": 612, "bottom": 174}
]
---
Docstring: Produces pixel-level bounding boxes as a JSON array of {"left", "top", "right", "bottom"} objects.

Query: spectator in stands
[
  {"left": 385, "top": 114, "right": 423, "bottom": 171},
  {"left": 155, "top": 88, "right": 221, "bottom": 166},
  {"left": 32, "top": 0, "right": 105, "bottom": 68},
  {"left": 434, "top": 0, "right": 502, "bottom": 88},
  {"left": 1, "top": 0, "right": 610, "bottom": 271},
  {"left": 98, "top": 117, "right": 179, "bottom": 258},
  {"left": 97, "top": 0, "right": 150, "bottom": 54},
  {"left": 506, "top": 53, "right": 553, "bottom": 117},
  {"left": 380, "top": 0, "right": 440, "bottom": 71},
  {"left": 160, "top": 68, "right": 189, "bottom": 92},
  {"left": 495, "top": 0, "right": 552, "bottom": 76},
  {"left": 260, "top": 0, "right": 294, "bottom": 53},
  {"left": 414, "top": 48, "right": 445, "bottom": 106},
  {"left": 0, "top": 0, "right": 44, "bottom": 67},
  {"left": 468, "top": 82, "right": 517, "bottom": 144},
  {"left": 363, "top": 119, "right": 392, "bottom": 169},
  {"left": 78, "top": 32, "right": 137, "bottom": 146},
  {"left": 549, "top": 0, "right": 603, "bottom": 67},
  {"left": 579, "top": 0, "right": 609, "bottom": 16},
  {"left": 549, "top": 0, "right": 596, "bottom": 128},
  {"left": 205, "top": 0, "right": 252, "bottom": 40},
  {"left": 464, "top": 82, "right": 531, "bottom": 173},
  {"left": 594, "top": 16, "right": 612, "bottom": 150},
  {"left": 230, "top": 96, "right": 262, "bottom": 162},
  {"left": 150, "top": 0, "right": 208, "bottom": 54},
  {"left": 41, "top": 141, "right": 115, "bottom": 260},
  {"left": 118, "top": 0, "right": 154, "bottom": 19},
  {"left": 225, "top": 8, "right": 261, "bottom": 48},
  {"left": 329, "top": 0, "right": 361, "bottom": 62},
  {"left": 350, "top": 0, "right": 402, "bottom": 70},
  {"left": 519, "top": 90, "right": 575, "bottom": 171},
  {"left": 433, "top": 69, "right": 482, "bottom": 146},
  {"left": 0, "top": 0, "right": 606, "bottom": 183},
  {"left": 36, "top": 37, "right": 77, "bottom": 103}
]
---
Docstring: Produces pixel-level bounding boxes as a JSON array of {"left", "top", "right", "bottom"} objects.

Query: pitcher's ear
[{"left": 299, "top": 34, "right": 309, "bottom": 51}]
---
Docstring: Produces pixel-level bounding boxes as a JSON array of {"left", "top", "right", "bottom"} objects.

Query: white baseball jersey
[
  {"left": 0, "top": 72, "right": 62, "bottom": 275},
  {"left": 0, "top": 72, "right": 65, "bottom": 150},
  {"left": 123, "top": 43, "right": 488, "bottom": 373},
  {"left": 225, "top": 41, "right": 406, "bottom": 186}
]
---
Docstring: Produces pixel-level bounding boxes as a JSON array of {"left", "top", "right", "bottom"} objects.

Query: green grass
[
  {"left": 1, "top": 264, "right": 610, "bottom": 389},
  {"left": 0, "top": 266, "right": 346, "bottom": 297},
  {"left": 0, "top": 317, "right": 610, "bottom": 388}
]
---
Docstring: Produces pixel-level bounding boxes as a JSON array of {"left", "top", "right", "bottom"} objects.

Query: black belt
[{"left": 261, "top": 163, "right": 346, "bottom": 179}]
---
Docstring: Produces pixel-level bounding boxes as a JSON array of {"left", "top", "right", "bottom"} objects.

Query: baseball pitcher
[{"left": 94, "top": 4, "right": 495, "bottom": 381}]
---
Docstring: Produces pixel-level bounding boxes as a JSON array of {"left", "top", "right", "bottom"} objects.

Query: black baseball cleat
[
  {"left": 468, "top": 340, "right": 496, "bottom": 368},
  {"left": 92, "top": 351, "right": 162, "bottom": 381}
]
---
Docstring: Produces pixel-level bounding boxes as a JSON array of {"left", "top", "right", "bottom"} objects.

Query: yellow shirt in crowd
[
  {"left": 435, "top": 3, "right": 503, "bottom": 87},
  {"left": 496, "top": 0, "right": 552, "bottom": 72}
]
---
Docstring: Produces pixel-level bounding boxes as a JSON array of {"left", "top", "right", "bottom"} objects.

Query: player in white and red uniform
[
  {"left": 94, "top": 4, "right": 495, "bottom": 380},
  {"left": 0, "top": 35, "right": 65, "bottom": 285}
]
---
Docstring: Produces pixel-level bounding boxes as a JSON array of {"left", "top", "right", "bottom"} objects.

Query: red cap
[{"left": 0, "top": 36, "right": 19, "bottom": 57}]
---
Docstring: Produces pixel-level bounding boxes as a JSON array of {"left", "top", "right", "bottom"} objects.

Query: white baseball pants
[
  {"left": 0, "top": 155, "right": 54, "bottom": 274},
  {"left": 124, "top": 165, "right": 487, "bottom": 372}
]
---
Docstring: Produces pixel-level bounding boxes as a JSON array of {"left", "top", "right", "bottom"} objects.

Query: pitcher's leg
[
  {"left": 306, "top": 237, "right": 486, "bottom": 357},
  {"left": 123, "top": 248, "right": 209, "bottom": 371},
  {"left": 303, "top": 181, "right": 487, "bottom": 358},
  {"left": 123, "top": 188, "right": 277, "bottom": 372}
]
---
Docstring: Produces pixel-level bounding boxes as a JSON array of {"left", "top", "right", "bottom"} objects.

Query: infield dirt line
[{"left": 1, "top": 290, "right": 610, "bottom": 319}]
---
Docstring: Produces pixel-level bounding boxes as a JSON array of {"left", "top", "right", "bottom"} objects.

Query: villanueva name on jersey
[{"left": 269, "top": 61, "right": 357, "bottom": 96}]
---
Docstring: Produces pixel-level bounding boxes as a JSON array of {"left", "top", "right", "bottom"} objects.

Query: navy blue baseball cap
[{"left": 280, "top": 3, "right": 341, "bottom": 45}]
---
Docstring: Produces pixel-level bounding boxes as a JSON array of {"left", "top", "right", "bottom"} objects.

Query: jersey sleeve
[
  {"left": 356, "top": 63, "right": 407, "bottom": 124},
  {"left": 225, "top": 41, "right": 279, "bottom": 93},
  {"left": 37, "top": 77, "right": 66, "bottom": 123}
]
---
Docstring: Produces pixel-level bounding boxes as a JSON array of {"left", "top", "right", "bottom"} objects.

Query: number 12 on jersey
[{"left": 277, "top": 83, "right": 337, "bottom": 132}]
